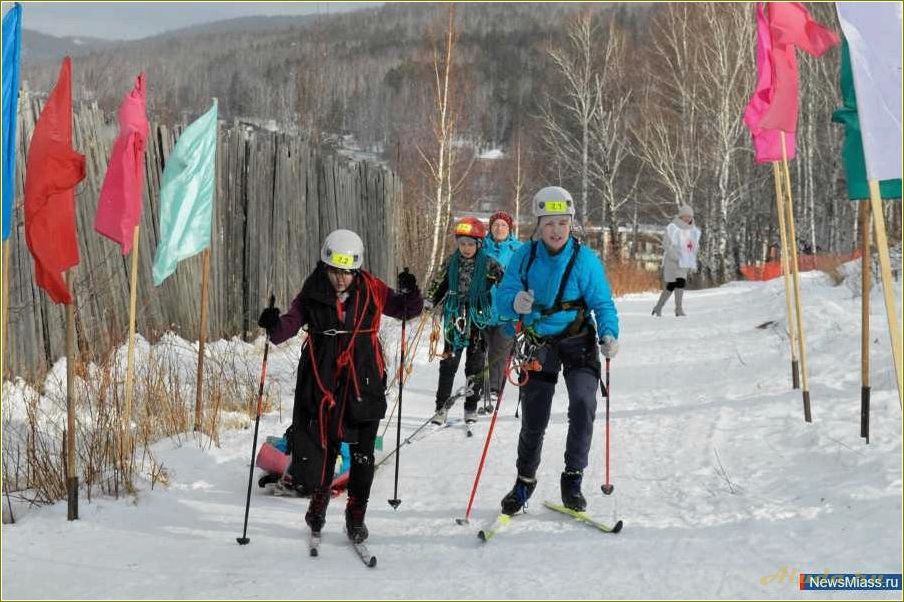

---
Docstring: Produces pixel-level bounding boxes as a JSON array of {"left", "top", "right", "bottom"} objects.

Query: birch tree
[
  {"left": 419, "top": 4, "right": 460, "bottom": 281},
  {"left": 537, "top": 8, "right": 601, "bottom": 226}
]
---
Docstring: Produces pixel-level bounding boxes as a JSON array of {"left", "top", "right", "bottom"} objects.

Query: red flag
[
  {"left": 94, "top": 73, "right": 149, "bottom": 254},
  {"left": 758, "top": 3, "right": 839, "bottom": 132},
  {"left": 24, "top": 57, "right": 86, "bottom": 304}
]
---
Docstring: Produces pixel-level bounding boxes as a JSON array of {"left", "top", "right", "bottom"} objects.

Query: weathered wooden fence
[{"left": 4, "top": 96, "right": 402, "bottom": 377}]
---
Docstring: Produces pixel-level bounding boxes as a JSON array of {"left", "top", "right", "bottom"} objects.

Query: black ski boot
[
  {"left": 560, "top": 470, "right": 586, "bottom": 512},
  {"left": 345, "top": 496, "right": 369, "bottom": 543},
  {"left": 500, "top": 474, "right": 537, "bottom": 515},
  {"left": 305, "top": 489, "right": 329, "bottom": 532}
]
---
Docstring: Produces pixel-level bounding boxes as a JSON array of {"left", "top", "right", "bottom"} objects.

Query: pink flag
[
  {"left": 743, "top": 3, "right": 797, "bottom": 163},
  {"left": 758, "top": 3, "right": 839, "bottom": 133},
  {"left": 94, "top": 73, "right": 148, "bottom": 255}
]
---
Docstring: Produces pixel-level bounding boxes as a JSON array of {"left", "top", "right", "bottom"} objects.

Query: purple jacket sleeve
[
  {"left": 268, "top": 292, "right": 305, "bottom": 345},
  {"left": 379, "top": 278, "right": 424, "bottom": 320}
]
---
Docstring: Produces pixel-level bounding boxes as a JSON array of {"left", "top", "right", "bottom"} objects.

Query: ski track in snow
[{"left": 3, "top": 270, "right": 902, "bottom": 599}]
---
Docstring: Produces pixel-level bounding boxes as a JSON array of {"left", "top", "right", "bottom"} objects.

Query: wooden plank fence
[{"left": 4, "top": 94, "right": 402, "bottom": 378}]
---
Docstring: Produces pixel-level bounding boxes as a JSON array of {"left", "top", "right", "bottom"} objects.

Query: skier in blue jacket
[
  {"left": 494, "top": 186, "right": 619, "bottom": 514},
  {"left": 481, "top": 211, "right": 523, "bottom": 407}
]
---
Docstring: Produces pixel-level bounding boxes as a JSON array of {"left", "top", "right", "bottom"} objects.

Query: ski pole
[
  {"left": 456, "top": 335, "right": 519, "bottom": 525},
  {"left": 237, "top": 294, "right": 275, "bottom": 545},
  {"left": 388, "top": 268, "right": 411, "bottom": 509},
  {"left": 601, "top": 358, "right": 614, "bottom": 495}
]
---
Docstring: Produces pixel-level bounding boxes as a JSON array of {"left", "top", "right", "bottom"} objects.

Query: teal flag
[
  {"left": 152, "top": 101, "right": 217, "bottom": 285},
  {"left": 831, "top": 39, "right": 901, "bottom": 201}
]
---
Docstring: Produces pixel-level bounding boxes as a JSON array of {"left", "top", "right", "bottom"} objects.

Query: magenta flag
[
  {"left": 758, "top": 3, "right": 838, "bottom": 132},
  {"left": 94, "top": 74, "right": 149, "bottom": 255},
  {"left": 744, "top": 3, "right": 798, "bottom": 163}
]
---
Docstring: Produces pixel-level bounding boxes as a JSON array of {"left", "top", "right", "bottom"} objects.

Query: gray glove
[
  {"left": 513, "top": 289, "right": 534, "bottom": 314},
  {"left": 423, "top": 299, "right": 434, "bottom": 312},
  {"left": 599, "top": 334, "right": 619, "bottom": 359}
]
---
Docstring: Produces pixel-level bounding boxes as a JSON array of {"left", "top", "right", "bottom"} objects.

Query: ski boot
[
  {"left": 464, "top": 408, "right": 478, "bottom": 424},
  {"left": 500, "top": 474, "right": 537, "bottom": 515},
  {"left": 430, "top": 406, "right": 448, "bottom": 425},
  {"left": 305, "top": 488, "right": 329, "bottom": 532},
  {"left": 345, "top": 496, "right": 369, "bottom": 543},
  {"left": 560, "top": 470, "right": 587, "bottom": 512}
]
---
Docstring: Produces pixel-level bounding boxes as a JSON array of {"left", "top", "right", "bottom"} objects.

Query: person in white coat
[{"left": 652, "top": 205, "right": 700, "bottom": 317}]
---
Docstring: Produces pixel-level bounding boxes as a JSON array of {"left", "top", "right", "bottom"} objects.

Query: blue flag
[{"left": 2, "top": 2, "right": 23, "bottom": 241}]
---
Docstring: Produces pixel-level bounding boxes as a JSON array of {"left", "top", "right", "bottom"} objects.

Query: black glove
[
  {"left": 258, "top": 306, "right": 280, "bottom": 330},
  {"left": 397, "top": 268, "right": 417, "bottom": 294}
]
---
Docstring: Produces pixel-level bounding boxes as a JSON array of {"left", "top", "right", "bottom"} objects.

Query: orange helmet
[{"left": 453, "top": 216, "right": 486, "bottom": 240}]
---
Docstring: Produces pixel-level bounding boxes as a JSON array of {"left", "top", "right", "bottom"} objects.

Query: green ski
[
  {"left": 477, "top": 513, "right": 513, "bottom": 542},
  {"left": 543, "top": 501, "right": 623, "bottom": 533}
]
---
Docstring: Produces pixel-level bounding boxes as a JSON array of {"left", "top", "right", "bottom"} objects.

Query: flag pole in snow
[
  {"left": 779, "top": 132, "right": 812, "bottom": 422},
  {"left": 866, "top": 180, "right": 903, "bottom": 406},
  {"left": 770, "top": 162, "right": 800, "bottom": 390},
  {"left": 65, "top": 271, "right": 78, "bottom": 520},
  {"left": 194, "top": 247, "right": 211, "bottom": 432},
  {"left": 858, "top": 201, "right": 871, "bottom": 442}
]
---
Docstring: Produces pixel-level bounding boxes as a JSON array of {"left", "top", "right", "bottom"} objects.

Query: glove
[
  {"left": 423, "top": 299, "right": 434, "bottom": 312},
  {"left": 599, "top": 335, "right": 619, "bottom": 359},
  {"left": 513, "top": 289, "right": 534, "bottom": 314},
  {"left": 397, "top": 268, "right": 417, "bottom": 294},
  {"left": 258, "top": 306, "right": 281, "bottom": 330}
]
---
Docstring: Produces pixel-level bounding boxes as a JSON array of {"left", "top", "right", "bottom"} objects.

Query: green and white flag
[
  {"left": 835, "top": 2, "right": 902, "bottom": 182},
  {"left": 152, "top": 100, "right": 218, "bottom": 286}
]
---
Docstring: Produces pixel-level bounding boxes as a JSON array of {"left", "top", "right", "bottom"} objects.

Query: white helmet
[
  {"left": 532, "top": 186, "right": 576, "bottom": 217},
  {"left": 321, "top": 229, "right": 364, "bottom": 270}
]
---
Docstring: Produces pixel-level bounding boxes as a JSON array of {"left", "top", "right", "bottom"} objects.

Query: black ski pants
[
  {"left": 485, "top": 324, "right": 514, "bottom": 394},
  {"left": 435, "top": 331, "right": 486, "bottom": 413},
  {"left": 515, "top": 327, "right": 601, "bottom": 479},
  {"left": 316, "top": 419, "right": 380, "bottom": 502}
]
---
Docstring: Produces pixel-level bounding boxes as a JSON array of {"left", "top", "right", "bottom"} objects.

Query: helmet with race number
[
  {"left": 320, "top": 229, "right": 364, "bottom": 270},
  {"left": 532, "top": 186, "right": 576, "bottom": 218}
]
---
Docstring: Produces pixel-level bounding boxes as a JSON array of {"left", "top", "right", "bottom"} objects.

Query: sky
[{"left": 1, "top": 1, "right": 378, "bottom": 40}]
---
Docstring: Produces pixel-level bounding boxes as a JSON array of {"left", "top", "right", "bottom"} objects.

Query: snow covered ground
[{"left": 2, "top": 267, "right": 902, "bottom": 600}]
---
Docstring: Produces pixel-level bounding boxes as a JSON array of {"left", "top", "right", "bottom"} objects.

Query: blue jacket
[
  {"left": 483, "top": 234, "right": 523, "bottom": 327},
  {"left": 495, "top": 237, "right": 619, "bottom": 339},
  {"left": 483, "top": 234, "right": 523, "bottom": 272}
]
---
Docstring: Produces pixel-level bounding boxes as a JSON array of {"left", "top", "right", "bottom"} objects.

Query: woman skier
[
  {"left": 481, "top": 210, "right": 523, "bottom": 409},
  {"left": 257, "top": 229, "right": 423, "bottom": 543}
]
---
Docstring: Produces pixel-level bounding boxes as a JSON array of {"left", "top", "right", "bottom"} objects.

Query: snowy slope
[{"left": 2, "top": 269, "right": 902, "bottom": 600}]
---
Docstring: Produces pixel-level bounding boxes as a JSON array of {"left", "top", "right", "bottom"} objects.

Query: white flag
[{"left": 835, "top": 2, "right": 903, "bottom": 181}]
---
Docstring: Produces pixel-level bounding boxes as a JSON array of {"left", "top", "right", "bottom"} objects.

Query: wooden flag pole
[
  {"left": 780, "top": 132, "right": 812, "bottom": 422},
  {"left": 194, "top": 247, "right": 211, "bottom": 432},
  {"left": 1, "top": 240, "right": 10, "bottom": 385},
  {"left": 867, "top": 180, "right": 903, "bottom": 407},
  {"left": 122, "top": 225, "right": 141, "bottom": 467},
  {"left": 859, "top": 200, "right": 871, "bottom": 442},
  {"left": 65, "top": 270, "right": 78, "bottom": 520},
  {"left": 772, "top": 162, "right": 800, "bottom": 389}
]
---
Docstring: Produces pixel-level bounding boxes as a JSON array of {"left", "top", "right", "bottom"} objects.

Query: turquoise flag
[
  {"left": 2, "top": 2, "right": 23, "bottom": 241},
  {"left": 152, "top": 101, "right": 217, "bottom": 285}
]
